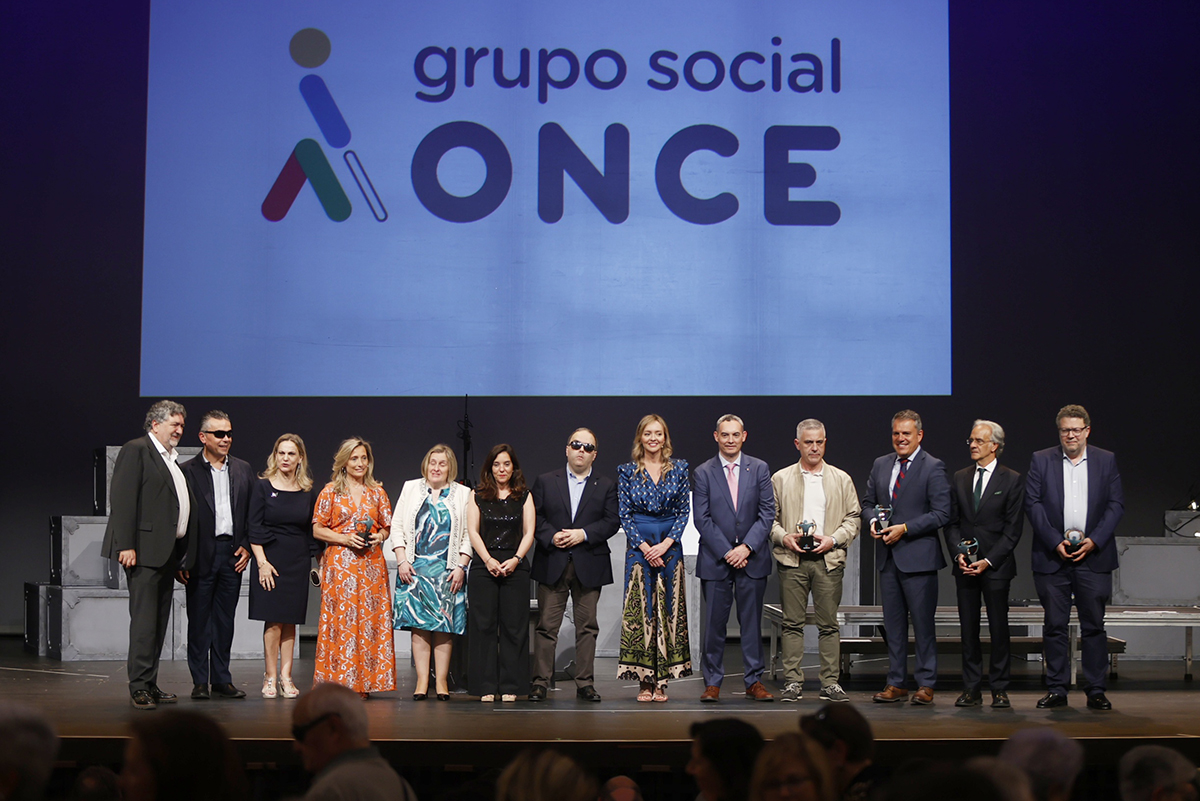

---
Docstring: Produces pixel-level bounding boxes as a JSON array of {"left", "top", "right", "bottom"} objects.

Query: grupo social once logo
[{"left": 261, "top": 28, "right": 387, "bottom": 223}]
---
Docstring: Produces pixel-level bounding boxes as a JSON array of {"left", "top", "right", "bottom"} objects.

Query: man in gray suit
[{"left": 102, "top": 400, "right": 199, "bottom": 710}]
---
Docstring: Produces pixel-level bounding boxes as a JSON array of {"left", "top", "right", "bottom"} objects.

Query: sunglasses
[
  {"left": 292, "top": 712, "right": 336, "bottom": 742},
  {"left": 568, "top": 441, "right": 597, "bottom": 453},
  {"left": 202, "top": 429, "right": 233, "bottom": 439}
]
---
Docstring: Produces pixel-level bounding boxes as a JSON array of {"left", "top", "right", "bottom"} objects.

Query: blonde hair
[
  {"left": 420, "top": 444, "right": 458, "bottom": 485},
  {"left": 749, "top": 732, "right": 836, "bottom": 801},
  {"left": 261, "top": 434, "right": 314, "bottom": 491},
  {"left": 330, "top": 438, "right": 381, "bottom": 495},
  {"left": 630, "top": 414, "right": 674, "bottom": 475},
  {"left": 496, "top": 749, "right": 598, "bottom": 801}
]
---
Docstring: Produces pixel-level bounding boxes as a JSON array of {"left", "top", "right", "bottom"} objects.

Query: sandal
[
  {"left": 501, "top": 694, "right": 517, "bottom": 703},
  {"left": 637, "top": 684, "right": 654, "bottom": 703},
  {"left": 480, "top": 694, "right": 495, "bottom": 702},
  {"left": 279, "top": 678, "right": 299, "bottom": 699},
  {"left": 652, "top": 686, "right": 668, "bottom": 703},
  {"left": 262, "top": 676, "right": 277, "bottom": 699}
]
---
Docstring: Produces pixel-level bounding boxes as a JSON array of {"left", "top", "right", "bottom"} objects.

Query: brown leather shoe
[
  {"left": 873, "top": 685, "right": 909, "bottom": 703},
  {"left": 745, "top": 682, "right": 775, "bottom": 702},
  {"left": 700, "top": 685, "right": 720, "bottom": 703},
  {"left": 912, "top": 686, "right": 935, "bottom": 705}
]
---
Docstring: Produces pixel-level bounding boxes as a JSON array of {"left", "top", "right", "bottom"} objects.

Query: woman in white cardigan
[{"left": 387, "top": 444, "right": 472, "bottom": 700}]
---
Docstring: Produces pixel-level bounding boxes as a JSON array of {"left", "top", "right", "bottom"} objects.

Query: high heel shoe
[
  {"left": 436, "top": 693, "right": 450, "bottom": 701},
  {"left": 262, "top": 676, "right": 277, "bottom": 699},
  {"left": 413, "top": 692, "right": 428, "bottom": 701},
  {"left": 279, "top": 678, "right": 299, "bottom": 699}
]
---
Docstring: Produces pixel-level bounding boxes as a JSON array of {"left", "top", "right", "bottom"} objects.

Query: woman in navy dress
[
  {"left": 466, "top": 444, "right": 535, "bottom": 702},
  {"left": 389, "top": 444, "right": 471, "bottom": 701},
  {"left": 617, "top": 414, "right": 692, "bottom": 702},
  {"left": 248, "top": 433, "right": 317, "bottom": 699}
]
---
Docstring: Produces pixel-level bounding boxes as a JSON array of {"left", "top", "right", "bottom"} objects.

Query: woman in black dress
[
  {"left": 466, "top": 444, "right": 535, "bottom": 702},
  {"left": 248, "top": 433, "right": 317, "bottom": 699}
]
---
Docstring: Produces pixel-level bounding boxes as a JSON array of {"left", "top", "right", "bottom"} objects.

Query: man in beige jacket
[{"left": 771, "top": 418, "right": 861, "bottom": 702}]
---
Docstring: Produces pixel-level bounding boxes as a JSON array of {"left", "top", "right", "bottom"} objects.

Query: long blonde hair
[
  {"left": 330, "top": 437, "right": 381, "bottom": 495},
  {"left": 630, "top": 414, "right": 674, "bottom": 475},
  {"left": 260, "top": 433, "right": 314, "bottom": 491}
]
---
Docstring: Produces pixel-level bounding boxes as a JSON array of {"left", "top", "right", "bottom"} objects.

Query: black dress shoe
[
  {"left": 413, "top": 692, "right": 428, "bottom": 701},
  {"left": 1086, "top": 693, "right": 1112, "bottom": 710},
  {"left": 1036, "top": 692, "right": 1068, "bottom": 708},
  {"left": 148, "top": 685, "right": 177, "bottom": 704},
  {"left": 191, "top": 684, "right": 210, "bottom": 700},
  {"left": 955, "top": 690, "right": 982, "bottom": 707},
  {"left": 576, "top": 685, "right": 602, "bottom": 702},
  {"left": 131, "top": 690, "right": 157, "bottom": 710},
  {"left": 529, "top": 685, "right": 547, "bottom": 702},
  {"left": 991, "top": 691, "right": 1011, "bottom": 709},
  {"left": 436, "top": 693, "right": 450, "bottom": 702},
  {"left": 211, "top": 683, "right": 246, "bottom": 699}
]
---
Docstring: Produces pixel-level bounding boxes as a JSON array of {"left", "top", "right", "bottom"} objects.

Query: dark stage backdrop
[{"left": 2, "top": 1, "right": 1198, "bottom": 631}]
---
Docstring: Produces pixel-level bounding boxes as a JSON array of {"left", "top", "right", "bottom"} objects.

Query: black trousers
[
  {"left": 467, "top": 549, "right": 530, "bottom": 696},
  {"left": 1035, "top": 563, "right": 1112, "bottom": 695},
  {"left": 954, "top": 570, "right": 1012, "bottom": 691},
  {"left": 185, "top": 538, "right": 243, "bottom": 685},
  {"left": 125, "top": 551, "right": 182, "bottom": 694}
]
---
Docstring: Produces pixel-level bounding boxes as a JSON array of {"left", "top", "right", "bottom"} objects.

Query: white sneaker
[
  {"left": 780, "top": 682, "right": 803, "bottom": 702},
  {"left": 820, "top": 683, "right": 850, "bottom": 702}
]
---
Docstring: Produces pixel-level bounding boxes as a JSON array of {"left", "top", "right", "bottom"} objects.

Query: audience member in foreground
[
  {"left": 495, "top": 749, "right": 598, "bottom": 801},
  {"left": 120, "top": 710, "right": 247, "bottom": 801},
  {"left": 687, "top": 718, "right": 766, "bottom": 801},
  {"left": 1119, "top": 745, "right": 1198, "bottom": 801},
  {"left": 997, "top": 728, "right": 1084, "bottom": 801},
  {"left": 602, "top": 775, "right": 645, "bottom": 801},
  {"left": 0, "top": 701, "right": 59, "bottom": 801},
  {"left": 70, "top": 765, "right": 121, "bottom": 801},
  {"left": 801, "top": 703, "right": 889, "bottom": 801},
  {"left": 749, "top": 732, "right": 836, "bottom": 801},
  {"left": 966, "top": 756, "right": 1035, "bottom": 801},
  {"left": 292, "top": 683, "right": 417, "bottom": 801},
  {"left": 879, "top": 764, "right": 1005, "bottom": 801}
]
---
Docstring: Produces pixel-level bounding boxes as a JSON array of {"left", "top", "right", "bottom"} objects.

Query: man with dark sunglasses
[
  {"left": 293, "top": 683, "right": 416, "bottom": 800},
  {"left": 179, "top": 410, "right": 254, "bottom": 701},
  {"left": 529, "top": 428, "right": 620, "bottom": 702}
]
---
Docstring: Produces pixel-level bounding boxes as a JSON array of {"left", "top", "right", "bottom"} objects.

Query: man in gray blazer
[{"left": 102, "top": 400, "right": 199, "bottom": 710}]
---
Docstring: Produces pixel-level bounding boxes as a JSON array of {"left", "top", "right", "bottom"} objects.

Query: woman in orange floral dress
[{"left": 311, "top": 437, "right": 396, "bottom": 698}]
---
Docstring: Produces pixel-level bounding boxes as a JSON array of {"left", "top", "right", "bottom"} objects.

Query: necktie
[
  {"left": 973, "top": 467, "right": 985, "bottom": 511},
  {"left": 726, "top": 463, "right": 738, "bottom": 510},
  {"left": 891, "top": 459, "right": 908, "bottom": 501}
]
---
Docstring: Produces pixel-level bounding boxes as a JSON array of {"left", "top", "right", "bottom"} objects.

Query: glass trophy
[
  {"left": 874, "top": 505, "right": 893, "bottom": 534},
  {"left": 355, "top": 517, "right": 375, "bottom": 546},
  {"left": 797, "top": 519, "right": 817, "bottom": 552},
  {"left": 957, "top": 537, "right": 980, "bottom": 561},
  {"left": 1064, "top": 528, "right": 1084, "bottom": 553}
]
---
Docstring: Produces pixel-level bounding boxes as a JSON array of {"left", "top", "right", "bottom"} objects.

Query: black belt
[{"left": 215, "top": 535, "right": 233, "bottom": 542}]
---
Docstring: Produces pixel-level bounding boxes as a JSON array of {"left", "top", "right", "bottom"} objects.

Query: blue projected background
[{"left": 141, "top": 0, "right": 950, "bottom": 397}]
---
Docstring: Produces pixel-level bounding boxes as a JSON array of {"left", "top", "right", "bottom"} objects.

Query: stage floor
[{"left": 5, "top": 638, "right": 1199, "bottom": 777}]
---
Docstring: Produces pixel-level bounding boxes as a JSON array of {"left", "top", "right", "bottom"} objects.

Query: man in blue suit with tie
[
  {"left": 693, "top": 414, "right": 776, "bottom": 702},
  {"left": 861, "top": 410, "right": 951, "bottom": 705},
  {"left": 1026, "top": 404, "right": 1123, "bottom": 710}
]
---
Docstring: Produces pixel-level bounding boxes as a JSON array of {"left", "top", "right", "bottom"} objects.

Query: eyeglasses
[
  {"left": 202, "top": 429, "right": 233, "bottom": 439},
  {"left": 568, "top": 441, "right": 597, "bottom": 453},
  {"left": 966, "top": 438, "right": 991, "bottom": 445},
  {"left": 292, "top": 712, "right": 336, "bottom": 742},
  {"left": 1058, "top": 427, "right": 1087, "bottom": 436}
]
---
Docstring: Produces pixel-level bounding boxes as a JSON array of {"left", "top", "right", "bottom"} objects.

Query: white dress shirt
[
  {"left": 150, "top": 435, "right": 190, "bottom": 539},
  {"left": 1062, "top": 448, "right": 1089, "bottom": 534}
]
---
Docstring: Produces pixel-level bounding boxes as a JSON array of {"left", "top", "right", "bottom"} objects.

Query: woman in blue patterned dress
[
  {"left": 617, "top": 413, "right": 692, "bottom": 702},
  {"left": 388, "top": 444, "right": 471, "bottom": 701}
]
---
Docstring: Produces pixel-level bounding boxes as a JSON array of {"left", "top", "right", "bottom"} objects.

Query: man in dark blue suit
[
  {"left": 693, "top": 414, "right": 776, "bottom": 702},
  {"left": 179, "top": 411, "right": 253, "bottom": 700},
  {"left": 529, "top": 428, "right": 621, "bottom": 702},
  {"left": 1026, "top": 404, "right": 1123, "bottom": 710},
  {"left": 861, "top": 410, "right": 951, "bottom": 705}
]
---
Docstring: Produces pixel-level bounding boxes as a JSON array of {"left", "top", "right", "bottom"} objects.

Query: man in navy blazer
[
  {"left": 529, "top": 428, "right": 620, "bottom": 702},
  {"left": 179, "top": 411, "right": 253, "bottom": 701},
  {"left": 861, "top": 410, "right": 951, "bottom": 705},
  {"left": 1026, "top": 404, "right": 1123, "bottom": 711},
  {"left": 693, "top": 414, "right": 776, "bottom": 702},
  {"left": 943, "top": 419, "right": 1025, "bottom": 709},
  {"left": 101, "top": 400, "right": 199, "bottom": 710}
]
